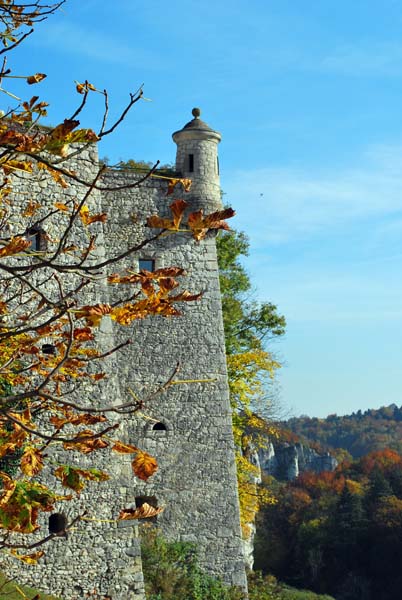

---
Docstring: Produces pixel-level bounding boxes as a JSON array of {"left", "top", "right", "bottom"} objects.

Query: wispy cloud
[
  {"left": 225, "top": 144, "right": 402, "bottom": 246},
  {"left": 320, "top": 41, "right": 402, "bottom": 76},
  {"left": 31, "top": 21, "right": 158, "bottom": 67}
]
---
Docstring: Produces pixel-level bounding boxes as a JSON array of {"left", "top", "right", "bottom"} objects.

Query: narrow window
[
  {"left": 188, "top": 154, "right": 194, "bottom": 172},
  {"left": 217, "top": 156, "right": 220, "bottom": 175},
  {"left": 153, "top": 422, "right": 167, "bottom": 431},
  {"left": 49, "top": 513, "right": 67, "bottom": 537},
  {"left": 138, "top": 258, "right": 155, "bottom": 272},
  {"left": 26, "top": 227, "right": 43, "bottom": 251},
  {"left": 135, "top": 496, "right": 158, "bottom": 509},
  {"left": 42, "top": 344, "right": 56, "bottom": 355}
]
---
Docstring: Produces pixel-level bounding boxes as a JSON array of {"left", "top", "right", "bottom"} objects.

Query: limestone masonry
[{"left": 5, "top": 110, "right": 247, "bottom": 599}]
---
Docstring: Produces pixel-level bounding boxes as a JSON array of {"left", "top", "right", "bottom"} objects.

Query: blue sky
[{"left": 8, "top": 0, "right": 402, "bottom": 418}]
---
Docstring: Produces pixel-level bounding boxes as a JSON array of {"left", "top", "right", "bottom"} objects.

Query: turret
[{"left": 172, "top": 108, "right": 222, "bottom": 212}]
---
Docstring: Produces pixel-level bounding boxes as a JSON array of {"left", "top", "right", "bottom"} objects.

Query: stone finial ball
[{"left": 192, "top": 107, "right": 201, "bottom": 118}]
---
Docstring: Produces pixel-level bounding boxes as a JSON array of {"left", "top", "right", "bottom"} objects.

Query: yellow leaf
[
  {"left": 20, "top": 446, "right": 44, "bottom": 477},
  {"left": 11, "top": 549, "right": 45, "bottom": 564}
]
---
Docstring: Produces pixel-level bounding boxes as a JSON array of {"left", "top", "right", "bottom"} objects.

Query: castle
[{"left": 4, "top": 110, "right": 248, "bottom": 599}]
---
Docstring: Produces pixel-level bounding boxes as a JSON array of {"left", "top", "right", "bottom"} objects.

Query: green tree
[
  {"left": 217, "top": 229, "right": 286, "bottom": 535},
  {"left": 217, "top": 230, "right": 285, "bottom": 355}
]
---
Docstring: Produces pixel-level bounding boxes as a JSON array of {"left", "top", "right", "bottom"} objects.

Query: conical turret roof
[{"left": 172, "top": 108, "right": 221, "bottom": 142}]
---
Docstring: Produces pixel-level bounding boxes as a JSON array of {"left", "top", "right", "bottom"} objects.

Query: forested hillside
[
  {"left": 255, "top": 448, "right": 402, "bottom": 600},
  {"left": 284, "top": 404, "right": 402, "bottom": 458}
]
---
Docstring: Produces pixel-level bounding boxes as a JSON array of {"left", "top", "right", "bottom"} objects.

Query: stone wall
[{"left": 1, "top": 112, "right": 247, "bottom": 597}]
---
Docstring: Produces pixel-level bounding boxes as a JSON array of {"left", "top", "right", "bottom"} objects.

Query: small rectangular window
[
  {"left": 26, "top": 227, "right": 44, "bottom": 251},
  {"left": 139, "top": 258, "right": 155, "bottom": 272},
  {"left": 188, "top": 154, "right": 194, "bottom": 172}
]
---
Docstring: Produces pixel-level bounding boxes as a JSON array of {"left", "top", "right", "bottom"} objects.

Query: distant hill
[{"left": 283, "top": 404, "right": 402, "bottom": 458}]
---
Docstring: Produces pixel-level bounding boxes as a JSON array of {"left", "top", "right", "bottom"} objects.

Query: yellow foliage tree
[{"left": 217, "top": 230, "right": 286, "bottom": 537}]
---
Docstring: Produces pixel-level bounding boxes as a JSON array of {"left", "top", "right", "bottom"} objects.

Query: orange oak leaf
[{"left": 132, "top": 450, "right": 158, "bottom": 481}]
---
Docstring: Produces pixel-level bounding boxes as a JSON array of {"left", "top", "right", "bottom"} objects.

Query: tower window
[
  {"left": 217, "top": 156, "right": 220, "bottom": 175},
  {"left": 188, "top": 154, "right": 194, "bottom": 172},
  {"left": 26, "top": 227, "right": 45, "bottom": 251},
  {"left": 153, "top": 422, "right": 167, "bottom": 431},
  {"left": 42, "top": 343, "right": 56, "bottom": 355},
  {"left": 135, "top": 496, "right": 158, "bottom": 509},
  {"left": 139, "top": 258, "right": 155, "bottom": 272}
]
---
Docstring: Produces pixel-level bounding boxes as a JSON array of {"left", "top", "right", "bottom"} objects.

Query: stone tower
[
  {"left": 111, "top": 108, "right": 247, "bottom": 589},
  {"left": 3, "top": 110, "right": 247, "bottom": 598},
  {"left": 173, "top": 107, "right": 222, "bottom": 212}
]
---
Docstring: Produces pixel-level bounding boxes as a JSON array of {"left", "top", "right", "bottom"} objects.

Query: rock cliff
[{"left": 258, "top": 441, "right": 338, "bottom": 481}]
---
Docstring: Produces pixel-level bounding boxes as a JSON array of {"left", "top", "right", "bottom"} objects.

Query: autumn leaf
[
  {"left": 79, "top": 205, "right": 107, "bottom": 226},
  {"left": 0, "top": 236, "right": 31, "bottom": 257},
  {"left": 146, "top": 214, "right": 174, "bottom": 229},
  {"left": 62, "top": 430, "right": 109, "bottom": 454},
  {"left": 118, "top": 503, "right": 164, "bottom": 520},
  {"left": 187, "top": 207, "right": 235, "bottom": 241},
  {"left": 147, "top": 199, "right": 187, "bottom": 231},
  {"left": 11, "top": 549, "right": 44, "bottom": 564},
  {"left": 44, "top": 120, "right": 99, "bottom": 157},
  {"left": 1, "top": 160, "right": 33, "bottom": 175},
  {"left": 37, "top": 162, "right": 68, "bottom": 188},
  {"left": 69, "top": 414, "right": 107, "bottom": 426},
  {"left": 76, "top": 81, "right": 96, "bottom": 94},
  {"left": 166, "top": 178, "right": 192, "bottom": 195},
  {"left": 0, "top": 478, "right": 62, "bottom": 534},
  {"left": 20, "top": 446, "right": 44, "bottom": 477},
  {"left": 74, "top": 303, "right": 112, "bottom": 327},
  {"left": 26, "top": 73, "right": 46, "bottom": 84},
  {"left": 22, "top": 199, "right": 41, "bottom": 217},
  {"left": 111, "top": 440, "right": 139, "bottom": 454},
  {"left": 54, "top": 465, "right": 84, "bottom": 493},
  {"left": 169, "top": 290, "right": 202, "bottom": 302},
  {"left": 73, "top": 327, "right": 94, "bottom": 341},
  {"left": 132, "top": 450, "right": 158, "bottom": 481},
  {"left": 54, "top": 465, "right": 109, "bottom": 493},
  {"left": 54, "top": 202, "right": 69, "bottom": 211},
  {"left": 170, "top": 199, "right": 188, "bottom": 228}
]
